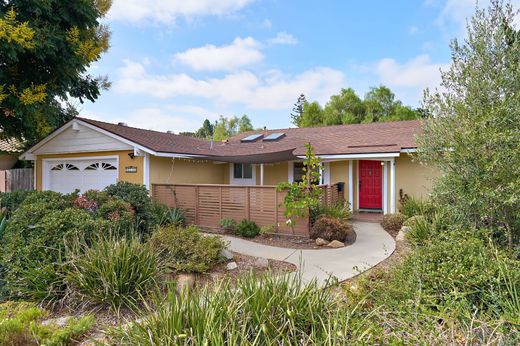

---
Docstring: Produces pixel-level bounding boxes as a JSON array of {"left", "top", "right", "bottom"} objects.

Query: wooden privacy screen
[
  {"left": 152, "top": 184, "right": 310, "bottom": 236},
  {"left": 0, "top": 168, "right": 34, "bottom": 192}
]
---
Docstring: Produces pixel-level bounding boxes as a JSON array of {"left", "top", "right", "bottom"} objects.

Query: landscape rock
[
  {"left": 176, "top": 273, "right": 196, "bottom": 292},
  {"left": 327, "top": 240, "right": 345, "bottom": 248},
  {"left": 41, "top": 316, "right": 70, "bottom": 327},
  {"left": 254, "top": 257, "right": 269, "bottom": 269},
  {"left": 396, "top": 226, "right": 412, "bottom": 242},
  {"left": 226, "top": 261, "right": 238, "bottom": 271},
  {"left": 315, "top": 238, "right": 329, "bottom": 246},
  {"left": 220, "top": 249, "right": 234, "bottom": 260}
]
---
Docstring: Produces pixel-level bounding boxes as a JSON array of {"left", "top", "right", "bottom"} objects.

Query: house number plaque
[{"left": 125, "top": 166, "right": 138, "bottom": 173}]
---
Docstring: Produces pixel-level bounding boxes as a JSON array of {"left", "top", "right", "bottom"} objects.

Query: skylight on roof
[
  {"left": 263, "top": 133, "right": 285, "bottom": 141},
  {"left": 241, "top": 134, "right": 263, "bottom": 142}
]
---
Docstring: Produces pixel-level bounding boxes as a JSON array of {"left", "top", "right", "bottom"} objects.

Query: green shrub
[
  {"left": 219, "top": 217, "right": 237, "bottom": 232},
  {"left": 0, "top": 203, "right": 109, "bottom": 299},
  {"left": 96, "top": 198, "right": 135, "bottom": 231},
  {"left": 149, "top": 201, "right": 169, "bottom": 226},
  {"left": 104, "top": 182, "right": 154, "bottom": 234},
  {"left": 235, "top": 219, "right": 260, "bottom": 238},
  {"left": 162, "top": 208, "right": 185, "bottom": 227},
  {"left": 380, "top": 213, "right": 407, "bottom": 236},
  {"left": 64, "top": 236, "right": 161, "bottom": 313},
  {"left": 260, "top": 224, "right": 275, "bottom": 235},
  {"left": 0, "top": 301, "right": 94, "bottom": 346},
  {"left": 311, "top": 202, "right": 352, "bottom": 224},
  {"left": 0, "top": 190, "right": 35, "bottom": 213},
  {"left": 111, "top": 272, "right": 353, "bottom": 345},
  {"left": 149, "top": 225, "right": 225, "bottom": 273},
  {"left": 399, "top": 196, "right": 433, "bottom": 218},
  {"left": 310, "top": 216, "right": 353, "bottom": 242}
]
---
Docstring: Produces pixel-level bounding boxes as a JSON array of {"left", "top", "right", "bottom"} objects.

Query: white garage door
[{"left": 44, "top": 158, "right": 118, "bottom": 193}]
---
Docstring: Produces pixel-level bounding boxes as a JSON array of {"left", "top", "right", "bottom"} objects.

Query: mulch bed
[{"left": 205, "top": 227, "right": 357, "bottom": 250}]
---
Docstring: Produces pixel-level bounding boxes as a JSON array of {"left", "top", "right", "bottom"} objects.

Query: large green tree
[
  {"left": 213, "top": 115, "right": 254, "bottom": 141},
  {"left": 417, "top": 0, "right": 519, "bottom": 247},
  {"left": 296, "top": 85, "right": 423, "bottom": 127},
  {"left": 0, "top": 0, "right": 111, "bottom": 145}
]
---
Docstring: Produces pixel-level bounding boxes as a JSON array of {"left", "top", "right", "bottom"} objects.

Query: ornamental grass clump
[
  {"left": 111, "top": 272, "right": 354, "bottom": 345},
  {"left": 64, "top": 235, "right": 161, "bottom": 314}
]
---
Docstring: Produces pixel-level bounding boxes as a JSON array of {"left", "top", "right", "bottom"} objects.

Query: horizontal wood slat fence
[
  {"left": 152, "top": 183, "right": 344, "bottom": 236},
  {"left": 0, "top": 168, "right": 34, "bottom": 192}
]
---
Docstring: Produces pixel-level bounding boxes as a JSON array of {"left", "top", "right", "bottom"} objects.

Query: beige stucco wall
[
  {"left": 262, "top": 162, "right": 289, "bottom": 185},
  {"left": 36, "top": 150, "right": 143, "bottom": 191},
  {"left": 395, "top": 154, "right": 440, "bottom": 205},
  {"left": 150, "top": 157, "right": 227, "bottom": 186},
  {"left": 329, "top": 161, "right": 349, "bottom": 202}
]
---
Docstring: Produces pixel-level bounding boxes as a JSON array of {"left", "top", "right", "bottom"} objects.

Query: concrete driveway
[{"left": 221, "top": 221, "right": 395, "bottom": 285}]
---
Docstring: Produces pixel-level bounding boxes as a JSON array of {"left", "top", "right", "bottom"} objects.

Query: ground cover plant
[
  {"left": 235, "top": 219, "right": 261, "bottom": 238},
  {"left": 0, "top": 301, "right": 94, "bottom": 346}
]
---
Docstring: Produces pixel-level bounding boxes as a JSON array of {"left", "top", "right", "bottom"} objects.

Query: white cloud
[
  {"left": 116, "top": 60, "right": 344, "bottom": 110},
  {"left": 268, "top": 32, "right": 298, "bottom": 45},
  {"left": 174, "top": 37, "right": 263, "bottom": 71},
  {"left": 408, "top": 26, "right": 419, "bottom": 35},
  {"left": 109, "top": 0, "right": 255, "bottom": 24},
  {"left": 262, "top": 19, "right": 272, "bottom": 29},
  {"left": 376, "top": 54, "right": 446, "bottom": 89}
]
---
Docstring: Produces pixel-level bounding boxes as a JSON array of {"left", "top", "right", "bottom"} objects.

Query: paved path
[{"left": 221, "top": 221, "right": 395, "bottom": 285}]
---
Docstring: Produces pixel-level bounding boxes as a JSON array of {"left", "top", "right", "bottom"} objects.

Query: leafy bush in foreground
[
  {"left": 0, "top": 205, "right": 109, "bottom": 299},
  {"left": 0, "top": 301, "right": 94, "bottom": 346},
  {"left": 104, "top": 182, "right": 155, "bottom": 235},
  {"left": 0, "top": 190, "right": 34, "bottom": 213},
  {"left": 64, "top": 236, "right": 161, "bottom": 313},
  {"left": 311, "top": 202, "right": 352, "bottom": 224},
  {"left": 111, "top": 272, "right": 352, "bottom": 345},
  {"left": 344, "top": 230, "right": 520, "bottom": 343},
  {"left": 149, "top": 225, "right": 225, "bottom": 273},
  {"left": 235, "top": 219, "right": 260, "bottom": 238},
  {"left": 310, "top": 215, "right": 353, "bottom": 242}
]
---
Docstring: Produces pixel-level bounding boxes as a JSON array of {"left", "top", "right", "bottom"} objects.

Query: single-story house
[{"left": 20, "top": 117, "right": 438, "bottom": 216}]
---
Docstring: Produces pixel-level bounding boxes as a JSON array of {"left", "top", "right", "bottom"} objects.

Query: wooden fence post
[
  {"left": 245, "top": 187, "right": 250, "bottom": 220},
  {"left": 194, "top": 185, "right": 199, "bottom": 225},
  {"left": 219, "top": 186, "right": 222, "bottom": 220},
  {"left": 274, "top": 187, "right": 278, "bottom": 231}
]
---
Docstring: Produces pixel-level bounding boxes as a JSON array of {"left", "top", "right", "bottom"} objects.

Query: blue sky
[{"left": 81, "top": 0, "right": 518, "bottom": 132}]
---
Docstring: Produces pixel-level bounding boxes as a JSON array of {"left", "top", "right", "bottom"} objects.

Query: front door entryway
[{"left": 359, "top": 160, "right": 383, "bottom": 210}]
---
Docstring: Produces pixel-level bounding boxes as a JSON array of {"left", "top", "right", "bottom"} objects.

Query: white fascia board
[
  {"left": 298, "top": 152, "right": 401, "bottom": 160},
  {"left": 153, "top": 152, "right": 207, "bottom": 158},
  {"left": 400, "top": 148, "right": 417, "bottom": 153}
]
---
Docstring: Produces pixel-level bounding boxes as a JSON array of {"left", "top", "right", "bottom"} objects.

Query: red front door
[{"left": 359, "top": 160, "right": 383, "bottom": 209}]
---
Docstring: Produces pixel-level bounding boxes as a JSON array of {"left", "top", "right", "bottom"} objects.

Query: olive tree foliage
[
  {"left": 416, "top": 0, "right": 520, "bottom": 247},
  {"left": 0, "top": 0, "right": 111, "bottom": 145}
]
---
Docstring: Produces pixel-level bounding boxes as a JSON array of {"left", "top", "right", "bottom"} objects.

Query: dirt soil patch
[{"left": 196, "top": 252, "right": 296, "bottom": 286}]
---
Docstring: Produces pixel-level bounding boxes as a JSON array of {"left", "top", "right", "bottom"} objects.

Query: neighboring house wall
[
  {"left": 0, "top": 155, "right": 18, "bottom": 170},
  {"left": 150, "top": 156, "right": 227, "bottom": 186},
  {"left": 36, "top": 150, "right": 143, "bottom": 190},
  {"left": 395, "top": 154, "right": 440, "bottom": 204}
]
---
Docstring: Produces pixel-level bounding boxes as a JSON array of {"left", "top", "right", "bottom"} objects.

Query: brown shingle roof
[{"left": 77, "top": 117, "right": 422, "bottom": 160}]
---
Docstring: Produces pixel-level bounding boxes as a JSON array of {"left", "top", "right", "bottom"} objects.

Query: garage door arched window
[
  {"left": 50, "top": 163, "right": 79, "bottom": 171},
  {"left": 85, "top": 163, "right": 100, "bottom": 170},
  {"left": 101, "top": 162, "right": 117, "bottom": 170}
]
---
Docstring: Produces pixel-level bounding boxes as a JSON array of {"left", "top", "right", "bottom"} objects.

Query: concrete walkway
[{"left": 221, "top": 221, "right": 395, "bottom": 285}]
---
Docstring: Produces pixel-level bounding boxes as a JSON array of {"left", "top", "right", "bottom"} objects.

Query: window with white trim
[{"left": 233, "top": 163, "right": 253, "bottom": 179}]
